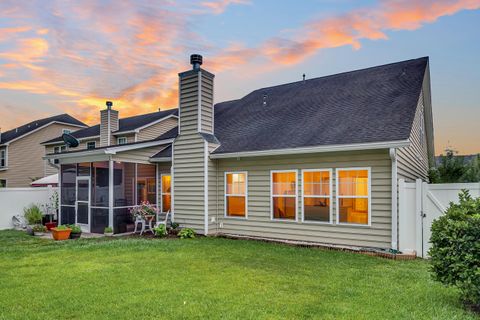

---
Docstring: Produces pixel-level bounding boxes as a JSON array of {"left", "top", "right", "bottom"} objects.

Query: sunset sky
[{"left": 0, "top": 0, "right": 479, "bottom": 155}]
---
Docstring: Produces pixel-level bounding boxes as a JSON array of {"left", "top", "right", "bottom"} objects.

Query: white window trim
[
  {"left": 224, "top": 171, "right": 248, "bottom": 219},
  {"left": 0, "top": 148, "right": 7, "bottom": 169},
  {"left": 301, "top": 169, "right": 333, "bottom": 224},
  {"left": 160, "top": 173, "right": 172, "bottom": 213},
  {"left": 86, "top": 141, "right": 96, "bottom": 149},
  {"left": 270, "top": 170, "right": 298, "bottom": 222},
  {"left": 335, "top": 167, "right": 372, "bottom": 227},
  {"left": 53, "top": 145, "right": 67, "bottom": 154},
  {"left": 117, "top": 137, "right": 127, "bottom": 145}
]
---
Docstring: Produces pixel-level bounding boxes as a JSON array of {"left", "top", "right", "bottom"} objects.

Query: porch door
[{"left": 76, "top": 176, "right": 90, "bottom": 232}]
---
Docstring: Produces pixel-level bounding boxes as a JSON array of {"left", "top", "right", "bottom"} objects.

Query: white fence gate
[
  {"left": 398, "top": 179, "right": 480, "bottom": 257},
  {"left": 0, "top": 187, "right": 58, "bottom": 230}
]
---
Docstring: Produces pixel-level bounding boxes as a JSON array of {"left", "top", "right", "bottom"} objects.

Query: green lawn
[{"left": 0, "top": 230, "right": 476, "bottom": 320}]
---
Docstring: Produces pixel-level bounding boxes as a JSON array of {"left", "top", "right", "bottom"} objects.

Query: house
[
  {"left": 0, "top": 114, "right": 87, "bottom": 188},
  {"left": 44, "top": 55, "right": 434, "bottom": 251}
]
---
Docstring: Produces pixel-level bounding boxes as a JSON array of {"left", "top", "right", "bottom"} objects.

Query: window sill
[
  {"left": 302, "top": 220, "right": 333, "bottom": 225},
  {"left": 0, "top": 167, "right": 8, "bottom": 171},
  {"left": 270, "top": 218, "right": 298, "bottom": 223},
  {"left": 335, "top": 222, "right": 371, "bottom": 228},
  {"left": 224, "top": 215, "right": 248, "bottom": 220}
]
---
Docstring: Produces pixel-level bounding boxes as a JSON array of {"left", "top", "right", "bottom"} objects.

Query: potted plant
[
  {"left": 32, "top": 224, "right": 47, "bottom": 236},
  {"left": 104, "top": 227, "right": 113, "bottom": 237},
  {"left": 69, "top": 225, "right": 82, "bottom": 239},
  {"left": 51, "top": 225, "right": 72, "bottom": 241},
  {"left": 130, "top": 201, "right": 157, "bottom": 221},
  {"left": 23, "top": 204, "right": 43, "bottom": 227}
]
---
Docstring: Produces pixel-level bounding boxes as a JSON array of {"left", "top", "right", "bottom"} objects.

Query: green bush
[
  {"left": 23, "top": 204, "right": 43, "bottom": 225},
  {"left": 104, "top": 227, "right": 113, "bottom": 234},
  {"left": 170, "top": 222, "right": 179, "bottom": 230},
  {"left": 429, "top": 190, "right": 480, "bottom": 309},
  {"left": 178, "top": 228, "right": 195, "bottom": 239},
  {"left": 153, "top": 225, "right": 167, "bottom": 237},
  {"left": 68, "top": 225, "right": 82, "bottom": 234}
]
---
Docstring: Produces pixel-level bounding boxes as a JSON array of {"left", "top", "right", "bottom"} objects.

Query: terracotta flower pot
[{"left": 51, "top": 228, "right": 72, "bottom": 241}]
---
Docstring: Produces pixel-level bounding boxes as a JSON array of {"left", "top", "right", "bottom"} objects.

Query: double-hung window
[
  {"left": 302, "top": 169, "right": 332, "bottom": 223},
  {"left": 336, "top": 168, "right": 370, "bottom": 225},
  {"left": 161, "top": 174, "right": 171, "bottom": 212},
  {"left": 86, "top": 141, "right": 96, "bottom": 150},
  {"left": 225, "top": 172, "right": 247, "bottom": 218},
  {"left": 117, "top": 137, "right": 127, "bottom": 145},
  {"left": 54, "top": 145, "right": 67, "bottom": 154},
  {"left": 271, "top": 170, "right": 297, "bottom": 220},
  {"left": 0, "top": 149, "right": 6, "bottom": 168}
]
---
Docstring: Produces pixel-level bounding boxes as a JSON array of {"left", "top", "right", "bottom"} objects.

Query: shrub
[
  {"left": 23, "top": 204, "right": 43, "bottom": 225},
  {"left": 429, "top": 190, "right": 480, "bottom": 309},
  {"left": 170, "top": 222, "right": 179, "bottom": 230},
  {"left": 153, "top": 225, "right": 167, "bottom": 237},
  {"left": 68, "top": 225, "right": 82, "bottom": 234},
  {"left": 178, "top": 228, "right": 195, "bottom": 239},
  {"left": 104, "top": 227, "right": 113, "bottom": 234}
]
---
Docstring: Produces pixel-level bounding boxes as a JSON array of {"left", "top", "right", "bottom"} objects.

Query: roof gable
[{"left": 0, "top": 114, "right": 86, "bottom": 145}]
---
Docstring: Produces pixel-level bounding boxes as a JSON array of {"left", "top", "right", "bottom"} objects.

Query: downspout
[
  {"left": 47, "top": 158, "right": 60, "bottom": 170},
  {"left": 389, "top": 148, "right": 398, "bottom": 251}
]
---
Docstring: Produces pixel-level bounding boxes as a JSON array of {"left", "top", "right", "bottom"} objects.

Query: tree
[{"left": 429, "top": 148, "right": 466, "bottom": 183}]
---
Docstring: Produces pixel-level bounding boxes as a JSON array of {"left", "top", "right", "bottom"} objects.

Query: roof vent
[
  {"left": 262, "top": 93, "right": 267, "bottom": 107},
  {"left": 190, "top": 54, "right": 203, "bottom": 71},
  {"left": 302, "top": 74, "right": 306, "bottom": 83},
  {"left": 106, "top": 101, "right": 113, "bottom": 110}
]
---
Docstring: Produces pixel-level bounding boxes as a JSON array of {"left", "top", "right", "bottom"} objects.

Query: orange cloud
[
  {"left": 200, "top": 0, "right": 250, "bottom": 14},
  {"left": 260, "top": 0, "right": 480, "bottom": 65},
  {"left": 0, "top": 26, "right": 31, "bottom": 41}
]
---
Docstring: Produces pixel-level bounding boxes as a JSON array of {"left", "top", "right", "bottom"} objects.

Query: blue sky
[{"left": 0, "top": 0, "right": 479, "bottom": 154}]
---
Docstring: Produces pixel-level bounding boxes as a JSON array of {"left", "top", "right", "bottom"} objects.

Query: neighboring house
[
  {"left": 45, "top": 55, "right": 434, "bottom": 251},
  {"left": 0, "top": 114, "right": 87, "bottom": 188}
]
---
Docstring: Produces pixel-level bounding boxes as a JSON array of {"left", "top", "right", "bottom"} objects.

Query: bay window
[
  {"left": 225, "top": 172, "right": 247, "bottom": 217},
  {"left": 271, "top": 170, "right": 297, "bottom": 220},
  {"left": 336, "top": 168, "right": 370, "bottom": 225},
  {"left": 302, "top": 169, "right": 332, "bottom": 223}
]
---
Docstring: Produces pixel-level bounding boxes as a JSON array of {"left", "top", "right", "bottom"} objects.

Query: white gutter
[
  {"left": 210, "top": 140, "right": 410, "bottom": 159},
  {"left": 389, "top": 147, "right": 398, "bottom": 251},
  {"left": 44, "top": 138, "right": 174, "bottom": 160}
]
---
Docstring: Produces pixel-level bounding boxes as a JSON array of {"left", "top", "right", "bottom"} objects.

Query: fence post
[{"left": 415, "top": 179, "right": 423, "bottom": 257}]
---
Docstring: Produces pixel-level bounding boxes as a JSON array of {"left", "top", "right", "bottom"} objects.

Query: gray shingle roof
[
  {"left": 0, "top": 114, "right": 86, "bottom": 145},
  {"left": 212, "top": 57, "right": 428, "bottom": 154},
  {"left": 43, "top": 109, "right": 178, "bottom": 144},
  {"left": 151, "top": 145, "right": 172, "bottom": 159}
]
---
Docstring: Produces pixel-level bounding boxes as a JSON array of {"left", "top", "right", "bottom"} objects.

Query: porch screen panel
[
  {"left": 137, "top": 164, "right": 156, "bottom": 205},
  {"left": 77, "top": 162, "right": 91, "bottom": 176},
  {"left": 60, "top": 164, "right": 76, "bottom": 205},
  {"left": 91, "top": 162, "right": 109, "bottom": 207},
  {"left": 113, "top": 162, "right": 135, "bottom": 207},
  {"left": 91, "top": 208, "right": 108, "bottom": 234},
  {"left": 60, "top": 206, "right": 75, "bottom": 225}
]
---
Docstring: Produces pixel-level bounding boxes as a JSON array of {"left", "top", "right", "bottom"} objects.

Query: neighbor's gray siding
[
  {"left": 397, "top": 90, "right": 429, "bottom": 182},
  {"left": 173, "top": 134, "right": 206, "bottom": 233},
  {"left": 137, "top": 117, "right": 178, "bottom": 141},
  {"left": 213, "top": 149, "right": 392, "bottom": 248}
]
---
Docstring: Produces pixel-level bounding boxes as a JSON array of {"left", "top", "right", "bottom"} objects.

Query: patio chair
[
  {"left": 155, "top": 210, "right": 171, "bottom": 229},
  {"left": 133, "top": 215, "right": 154, "bottom": 235}
]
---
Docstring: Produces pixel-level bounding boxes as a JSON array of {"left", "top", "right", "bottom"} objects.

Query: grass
[{"left": 0, "top": 230, "right": 477, "bottom": 320}]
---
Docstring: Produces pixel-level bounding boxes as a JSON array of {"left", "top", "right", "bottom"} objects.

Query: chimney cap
[
  {"left": 190, "top": 54, "right": 203, "bottom": 70},
  {"left": 106, "top": 101, "right": 113, "bottom": 109}
]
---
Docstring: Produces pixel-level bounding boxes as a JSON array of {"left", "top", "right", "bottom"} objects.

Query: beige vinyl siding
[
  {"left": 100, "top": 110, "right": 109, "bottom": 147},
  {"left": 0, "top": 123, "right": 83, "bottom": 187},
  {"left": 207, "top": 142, "right": 219, "bottom": 234},
  {"left": 173, "top": 133, "right": 206, "bottom": 234},
  {"left": 113, "top": 146, "right": 162, "bottom": 164},
  {"left": 214, "top": 149, "right": 392, "bottom": 248},
  {"left": 137, "top": 117, "right": 178, "bottom": 141},
  {"left": 44, "top": 138, "right": 101, "bottom": 175},
  {"left": 397, "top": 90, "right": 429, "bottom": 181},
  {"left": 200, "top": 73, "right": 214, "bottom": 133},
  {"left": 114, "top": 134, "right": 135, "bottom": 144},
  {"left": 179, "top": 73, "right": 200, "bottom": 133}
]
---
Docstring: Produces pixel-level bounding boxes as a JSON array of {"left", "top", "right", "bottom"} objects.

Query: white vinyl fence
[
  {"left": 0, "top": 187, "right": 58, "bottom": 230},
  {"left": 399, "top": 179, "right": 480, "bottom": 258}
]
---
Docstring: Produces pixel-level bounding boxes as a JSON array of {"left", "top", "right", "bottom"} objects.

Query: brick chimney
[{"left": 100, "top": 101, "right": 119, "bottom": 147}]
